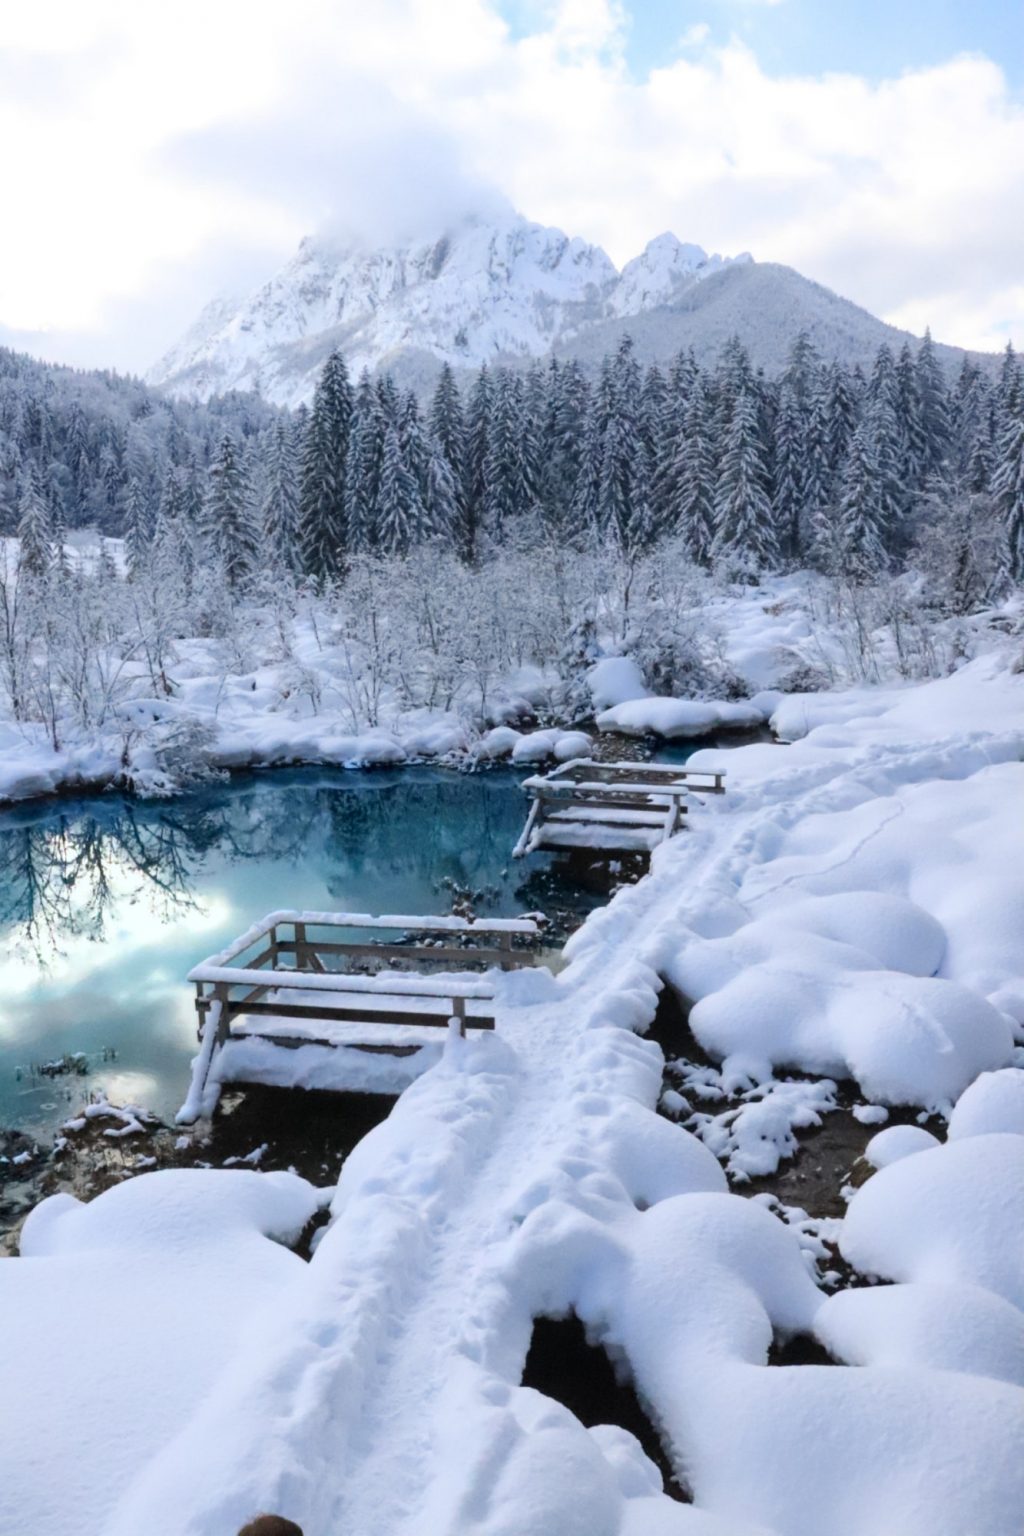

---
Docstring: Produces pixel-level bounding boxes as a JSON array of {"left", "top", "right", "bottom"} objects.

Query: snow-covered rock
[
  {"left": 947, "top": 1068, "right": 1024, "bottom": 1141},
  {"left": 863, "top": 1124, "right": 941, "bottom": 1168},
  {"left": 596, "top": 697, "right": 766, "bottom": 740},
  {"left": 587, "top": 656, "right": 649, "bottom": 711}
]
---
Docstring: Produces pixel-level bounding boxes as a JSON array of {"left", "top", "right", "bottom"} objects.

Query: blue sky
[{"left": 504, "top": 0, "right": 1024, "bottom": 87}]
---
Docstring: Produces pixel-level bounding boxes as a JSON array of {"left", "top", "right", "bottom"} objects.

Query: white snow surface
[
  {"left": 596, "top": 696, "right": 768, "bottom": 739},
  {"left": 6, "top": 650, "right": 1024, "bottom": 1534}
]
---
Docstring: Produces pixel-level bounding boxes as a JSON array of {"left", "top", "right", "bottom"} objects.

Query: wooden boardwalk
[
  {"left": 513, "top": 757, "right": 726, "bottom": 857},
  {"left": 177, "top": 910, "right": 540, "bottom": 1121}
]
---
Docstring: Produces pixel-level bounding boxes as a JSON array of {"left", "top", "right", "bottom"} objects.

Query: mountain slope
[
  {"left": 148, "top": 213, "right": 749, "bottom": 406},
  {"left": 149, "top": 209, "right": 981, "bottom": 406}
]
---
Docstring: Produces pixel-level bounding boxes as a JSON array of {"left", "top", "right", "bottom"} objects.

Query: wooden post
[
  {"left": 214, "top": 981, "right": 231, "bottom": 1046},
  {"left": 452, "top": 994, "right": 467, "bottom": 1039},
  {"left": 295, "top": 920, "right": 309, "bottom": 971}
]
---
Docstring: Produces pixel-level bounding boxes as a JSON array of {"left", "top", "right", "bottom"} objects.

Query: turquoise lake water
[{"left": 0, "top": 766, "right": 600, "bottom": 1135}]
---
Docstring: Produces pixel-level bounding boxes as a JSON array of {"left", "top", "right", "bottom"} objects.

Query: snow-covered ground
[
  {"left": 0, "top": 563, "right": 1002, "bottom": 806},
  {"left": 3, "top": 642, "right": 1024, "bottom": 1535}
]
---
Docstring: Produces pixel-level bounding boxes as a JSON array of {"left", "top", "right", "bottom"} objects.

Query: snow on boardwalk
[{"left": 7, "top": 656, "right": 1024, "bottom": 1536}]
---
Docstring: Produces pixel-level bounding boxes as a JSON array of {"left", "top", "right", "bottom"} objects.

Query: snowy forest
[
  {"left": 6, "top": 330, "right": 1024, "bottom": 589},
  {"left": 1, "top": 329, "right": 1023, "bottom": 765}
]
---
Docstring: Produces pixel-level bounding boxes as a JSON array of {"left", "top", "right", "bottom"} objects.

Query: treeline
[
  {"left": 6, "top": 331, "right": 1024, "bottom": 603},
  {"left": 0, "top": 346, "right": 277, "bottom": 537}
]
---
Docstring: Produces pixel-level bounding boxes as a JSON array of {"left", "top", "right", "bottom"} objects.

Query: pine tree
[
  {"left": 864, "top": 397, "right": 905, "bottom": 554},
  {"left": 772, "top": 383, "right": 805, "bottom": 561},
  {"left": 428, "top": 364, "right": 466, "bottom": 540},
  {"left": 298, "top": 350, "right": 352, "bottom": 583},
  {"left": 345, "top": 376, "right": 385, "bottom": 552},
  {"left": 915, "top": 328, "right": 951, "bottom": 479},
  {"left": 377, "top": 423, "right": 423, "bottom": 556},
  {"left": 801, "top": 383, "right": 832, "bottom": 547},
  {"left": 781, "top": 331, "right": 820, "bottom": 406},
  {"left": 712, "top": 388, "right": 778, "bottom": 575},
  {"left": 482, "top": 371, "right": 528, "bottom": 543},
  {"left": 836, "top": 420, "right": 888, "bottom": 577},
  {"left": 461, "top": 365, "right": 492, "bottom": 564},
  {"left": 546, "top": 360, "right": 590, "bottom": 531},
  {"left": 261, "top": 421, "right": 300, "bottom": 572},
  {"left": 423, "top": 437, "right": 460, "bottom": 540},
  {"left": 679, "top": 385, "right": 717, "bottom": 566},
  {"left": 17, "top": 475, "right": 51, "bottom": 579},
  {"left": 123, "top": 476, "right": 151, "bottom": 579},
  {"left": 206, "top": 435, "right": 258, "bottom": 592},
  {"left": 825, "top": 363, "right": 859, "bottom": 476},
  {"left": 992, "top": 394, "right": 1024, "bottom": 587}
]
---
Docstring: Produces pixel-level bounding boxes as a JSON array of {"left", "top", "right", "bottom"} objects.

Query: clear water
[{"left": 0, "top": 767, "right": 595, "bottom": 1135}]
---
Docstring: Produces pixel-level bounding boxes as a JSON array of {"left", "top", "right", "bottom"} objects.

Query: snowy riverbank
[{"left": 3, "top": 645, "right": 1024, "bottom": 1535}]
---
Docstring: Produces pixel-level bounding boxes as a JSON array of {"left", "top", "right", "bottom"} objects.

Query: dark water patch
[{"left": 522, "top": 1313, "right": 689, "bottom": 1503}]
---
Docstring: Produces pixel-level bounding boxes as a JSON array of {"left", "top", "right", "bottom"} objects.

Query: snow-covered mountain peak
[
  {"left": 609, "top": 234, "right": 752, "bottom": 318},
  {"left": 148, "top": 211, "right": 750, "bottom": 406}
]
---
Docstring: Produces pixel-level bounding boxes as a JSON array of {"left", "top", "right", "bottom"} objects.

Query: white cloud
[{"left": 0, "top": 0, "right": 1021, "bottom": 368}]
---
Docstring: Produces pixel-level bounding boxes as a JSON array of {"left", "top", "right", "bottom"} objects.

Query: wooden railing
[
  {"left": 177, "top": 911, "right": 542, "bottom": 1121},
  {"left": 513, "top": 758, "right": 726, "bottom": 857}
]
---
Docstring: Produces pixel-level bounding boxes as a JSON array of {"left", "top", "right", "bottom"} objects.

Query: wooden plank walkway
[
  {"left": 513, "top": 757, "right": 726, "bottom": 857},
  {"left": 177, "top": 910, "right": 540, "bottom": 1122}
]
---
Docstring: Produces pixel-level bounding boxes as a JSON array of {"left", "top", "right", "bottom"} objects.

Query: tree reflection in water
[{"left": 0, "top": 767, "right": 573, "bottom": 968}]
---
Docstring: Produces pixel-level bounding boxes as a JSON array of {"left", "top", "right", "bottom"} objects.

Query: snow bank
[
  {"left": 596, "top": 697, "right": 766, "bottom": 740},
  {"left": 0, "top": 1170, "right": 322, "bottom": 1536},
  {"left": 512, "top": 728, "right": 594, "bottom": 764}
]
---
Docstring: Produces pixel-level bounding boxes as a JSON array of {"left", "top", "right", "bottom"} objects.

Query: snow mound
[
  {"left": 815, "top": 1281, "right": 1024, "bottom": 1387},
  {"left": 863, "top": 1123, "right": 941, "bottom": 1168},
  {"left": 588, "top": 656, "right": 649, "bottom": 710},
  {"left": 1, "top": 1170, "right": 321, "bottom": 1536},
  {"left": 596, "top": 697, "right": 766, "bottom": 740},
  {"left": 948, "top": 1068, "right": 1024, "bottom": 1140},
  {"left": 840, "top": 1134, "right": 1024, "bottom": 1307}
]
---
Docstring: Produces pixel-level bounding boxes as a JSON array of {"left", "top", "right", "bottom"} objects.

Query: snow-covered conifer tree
[
  {"left": 261, "top": 421, "right": 300, "bottom": 573},
  {"left": 915, "top": 329, "right": 951, "bottom": 479},
  {"left": 836, "top": 419, "right": 888, "bottom": 577},
  {"left": 423, "top": 437, "right": 460, "bottom": 540},
  {"left": 462, "top": 366, "right": 492, "bottom": 564},
  {"left": 482, "top": 371, "right": 528, "bottom": 544},
  {"left": 992, "top": 392, "right": 1024, "bottom": 587},
  {"left": 206, "top": 435, "right": 258, "bottom": 592},
  {"left": 772, "top": 383, "right": 805, "bottom": 561},
  {"left": 298, "top": 350, "right": 352, "bottom": 583},
  {"left": 17, "top": 475, "right": 51, "bottom": 579},
  {"left": 345, "top": 372, "right": 385, "bottom": 552},
  {"left": 123, "top": 477, "right": 151, "bottom": 579},
  {"left": 825, "top": 363, "right": 859, "bottom": 477},
  {"left": 377, "top": 423, "right": 424, "bottom": 556},
  {"left": 712, "top": 388, "right": 777, "bottom": 575},
  {"left": 675, "top": 384, "right": 717, "bottom": 566}
]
